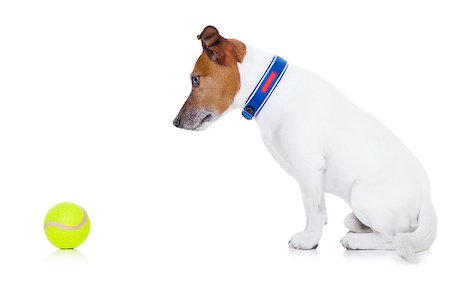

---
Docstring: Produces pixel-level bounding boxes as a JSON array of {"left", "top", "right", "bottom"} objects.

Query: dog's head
[{"left": 173, "top": 26, "right": 246, "bottom": 130}]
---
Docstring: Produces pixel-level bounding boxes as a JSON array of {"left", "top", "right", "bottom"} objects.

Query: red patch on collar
[{"left": 261, "top": 71, "right": 277, "bottom": 93}]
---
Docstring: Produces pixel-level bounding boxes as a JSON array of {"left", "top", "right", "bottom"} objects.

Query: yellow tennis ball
[{"left": 44, "top": 202, "right": 90, "bottom": 249}]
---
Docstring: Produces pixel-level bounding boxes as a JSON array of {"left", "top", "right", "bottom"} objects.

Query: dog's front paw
[{"left": 289, "top": 231, "right": 321, "bottom": 250}]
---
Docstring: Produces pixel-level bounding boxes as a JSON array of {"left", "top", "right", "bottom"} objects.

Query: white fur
[{"left": 233, "top": 46, "right": 437, "bottom": 262}]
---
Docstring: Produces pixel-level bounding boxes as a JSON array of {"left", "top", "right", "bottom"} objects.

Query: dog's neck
[{"left": 232, "top": 45, "right": 276, "bottom": 111}]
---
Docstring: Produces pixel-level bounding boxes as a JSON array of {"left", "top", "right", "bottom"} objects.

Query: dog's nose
[{"left": 173, "top": 117, "right": 181, "bottom": 128}]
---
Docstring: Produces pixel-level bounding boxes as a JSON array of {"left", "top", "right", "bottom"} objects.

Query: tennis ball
[{"left": 44, "top": 202, "right": 90, "bottom": 249}]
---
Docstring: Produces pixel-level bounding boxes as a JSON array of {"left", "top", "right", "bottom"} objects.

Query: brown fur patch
[{"left": 190, "top": 51, "right": 242, "bottom": 114}]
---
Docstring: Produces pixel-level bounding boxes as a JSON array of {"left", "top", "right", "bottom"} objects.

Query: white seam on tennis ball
[{"left": 44, "top": 208, "right": 89, "bottom": 230}]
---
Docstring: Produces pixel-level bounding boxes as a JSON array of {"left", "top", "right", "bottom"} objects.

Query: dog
[{"left": 173, "top": 26, "right": 437, "bottom": 263}]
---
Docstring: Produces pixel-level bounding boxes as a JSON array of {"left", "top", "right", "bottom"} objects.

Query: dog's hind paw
[
  {"left": 288, "top": 231, "right": 321, "bottom": 250},
  {"left": 340, "top": 233, "right": 356, "bottom": 250}
]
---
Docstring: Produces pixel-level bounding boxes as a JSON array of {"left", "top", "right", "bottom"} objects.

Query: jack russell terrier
[{"left": 173, "top": 26, "right": 437, "bottom": 263}]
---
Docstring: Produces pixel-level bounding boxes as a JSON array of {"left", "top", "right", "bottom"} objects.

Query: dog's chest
[{"left": 260, "top": 127, "right": 295, "bottom": 175}]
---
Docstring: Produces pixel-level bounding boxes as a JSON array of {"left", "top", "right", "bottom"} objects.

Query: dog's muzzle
[{"left": 173, "top": 110, "right": 215, "bottom": 131}]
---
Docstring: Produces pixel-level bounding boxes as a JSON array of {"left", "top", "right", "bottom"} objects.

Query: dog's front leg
[{"left": 289, "top": 166, "right": 327, "bottom": 250}]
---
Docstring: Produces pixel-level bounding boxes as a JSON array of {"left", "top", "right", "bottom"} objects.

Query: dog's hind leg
[
  {"left": 340, "top": 232, "right": 394, "bottom": 250},
  {"left": 344, "top": 213, "right": 372, "bottom": 233}
]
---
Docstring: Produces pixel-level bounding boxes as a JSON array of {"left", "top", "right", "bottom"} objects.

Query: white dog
[{"left": 173, "top": 26, "right": 437, "bottom": 263}]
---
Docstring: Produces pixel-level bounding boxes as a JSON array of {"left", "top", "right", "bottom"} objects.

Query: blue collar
[{"left": 242, "top": 55, "right": 288, "bottom": 120}]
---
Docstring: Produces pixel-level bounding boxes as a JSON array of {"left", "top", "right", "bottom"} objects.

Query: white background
[{"left": 0, "top": 0, "right": 449, "bottom": 299}]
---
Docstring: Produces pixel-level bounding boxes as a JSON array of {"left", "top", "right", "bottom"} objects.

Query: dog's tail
[{"left": 391, "top": 201, "right": 437, "bottom": 263}]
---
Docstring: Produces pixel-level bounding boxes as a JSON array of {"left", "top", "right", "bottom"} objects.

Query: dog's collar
[{"left": 242, "top": 55, "right": 288, "bottom": 120}]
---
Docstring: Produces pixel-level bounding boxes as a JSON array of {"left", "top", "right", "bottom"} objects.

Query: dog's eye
[{"left": 191, "top": 75, "right": 200, "bottom": 86}]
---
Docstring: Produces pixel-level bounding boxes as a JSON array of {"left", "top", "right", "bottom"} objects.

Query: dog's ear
[
  {"left": 197, "top": 26, "right": 221, "bottom": 47},
  {"left": 197, "top": 26, "right": 224, "bottom": 64},
  {"left": 197, "top": 26, "right": 246, "bottom": 65}
]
